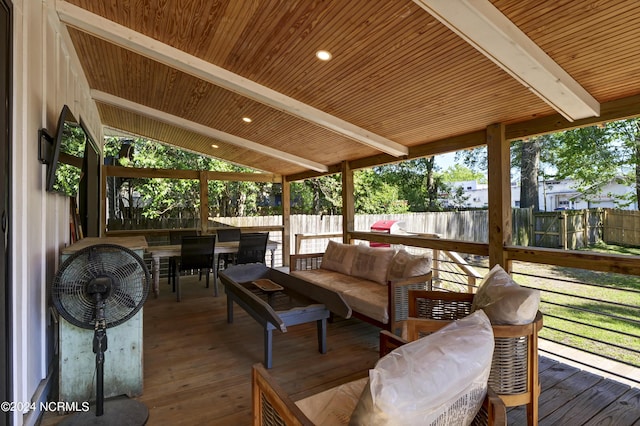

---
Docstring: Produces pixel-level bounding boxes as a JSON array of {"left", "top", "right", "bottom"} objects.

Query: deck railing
[{"left": 510, "top": 262, "right": 640, "bottom": 385}]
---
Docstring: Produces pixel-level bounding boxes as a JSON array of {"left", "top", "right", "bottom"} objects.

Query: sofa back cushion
[
  {"left": 320, "top": 241, "right": 358, "bottom": 275},
  {"left": 349, "top": 310, "right": 494, "bottom": 425},
  {"left": 351, "top": 245, "right": 395, "bottom": 285},
  {"left": 387, "top": 249, "right": 432, "bottom": 281}
]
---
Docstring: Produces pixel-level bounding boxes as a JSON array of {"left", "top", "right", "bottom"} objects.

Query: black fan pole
[
  {"left": 93, "top": 304, "right": 107, "bottom": 416},
  {"left": 90, "top": 278, "right": 109, "bottom": 417}
]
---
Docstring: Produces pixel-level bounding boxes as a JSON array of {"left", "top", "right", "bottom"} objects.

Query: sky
[{"left": 434, "top": 152, "right": 456, "bottom": 170}]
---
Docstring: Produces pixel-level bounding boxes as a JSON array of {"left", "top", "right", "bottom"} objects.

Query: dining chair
[
  {"left": 215, "top": 227, "right": 242, "bottom": 273},
  {"left": 175, "top": 235, "right": 217, "bottom": 301},
  {"left": 168, "top": 229, "right": 198, "bottom": 287},
  {"left": 235, "top": 232, "right": 269, "bottom": 265}
]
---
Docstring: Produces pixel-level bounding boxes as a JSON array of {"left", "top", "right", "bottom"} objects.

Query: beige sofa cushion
[
  {"left": 387, "top": 249, "right": 432, "bottom": 280},
  {"left": 351, "top": 245, "right": 395, "bottom": 285},
  {"left": 291, "top": 269, "right": 390, "bottom": 324},
  {"left": 295, "top": 377, "right": 368, "bottom": 425},
  {"left": 321, "top": 241, "right": 358, "bottom": 275}
]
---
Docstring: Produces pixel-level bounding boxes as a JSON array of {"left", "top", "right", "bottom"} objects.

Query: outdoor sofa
[{"left": 290, "top": 241, "right": 433, "bottom": 331}]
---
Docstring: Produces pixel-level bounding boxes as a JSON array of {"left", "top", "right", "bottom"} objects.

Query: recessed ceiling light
[
  {"left": 242, "top": 117, "right": 252, "bottom": 123},
  {"left": 211, "top": 144, "right": 219, "bottom": 149},
  {"left": 316, "top": 50, "right": 332, "bottom": 61}
]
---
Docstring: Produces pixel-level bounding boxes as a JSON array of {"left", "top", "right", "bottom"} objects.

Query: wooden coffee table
[{"left": 219, "top": 264, "right": 351, "bottom": 368}]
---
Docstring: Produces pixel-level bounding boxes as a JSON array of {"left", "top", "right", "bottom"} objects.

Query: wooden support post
[
  {"left": 282, "top": 178, "right": 291, "bottom": 266},
  {"left": 486, "top": 123, "right": 512, "bottom": 271},
  {"left": 199, "top": 171, "right": 208, "bottom": 234},
  {"left": 342, "top": 161, "right": 355, "bottom": 243}
]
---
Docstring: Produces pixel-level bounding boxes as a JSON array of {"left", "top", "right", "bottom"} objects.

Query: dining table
[{"left": 146, "top": 239, "right": 279, "bottom": 297}]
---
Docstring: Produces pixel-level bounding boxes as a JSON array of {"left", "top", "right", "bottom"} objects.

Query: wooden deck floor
[{"left": 41, "top": 276, "right": 640, "bottom": 426}]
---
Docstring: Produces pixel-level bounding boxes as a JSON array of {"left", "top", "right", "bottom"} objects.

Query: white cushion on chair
[
  {"left": 471, "top": 264, "right": 540, "bottom": 325},
  {"left": 349, "top": 310, "right": 494, "bottom": 425},
  {"left": 296, "top": 377, "right": 369, "bottom": 425}
]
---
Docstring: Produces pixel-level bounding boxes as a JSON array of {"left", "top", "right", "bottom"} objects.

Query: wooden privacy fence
[
  {"left": 110, "top": 208, "right": 638, "bottom": 255},
  {"left": 531, "top": 209, "right": 604, "bottom": 250},
  {"left": 224, "top": 208, "right": 632, "bottom": 251},
  {"left": 603, "top": 209, "right": 640, "bottom": 246}
]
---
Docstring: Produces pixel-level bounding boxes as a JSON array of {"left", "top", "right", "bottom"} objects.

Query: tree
[
  {"left": 424, "top": 157, "right": 441, "bottom": 210},
  {"left": 104, "top": 137, "right": 280, "bottom": 225},
  {"left": 607, "top": 118, "right": 640, "bottom": 206},
  {"left": 374, "top": 158, "right": 448, "bottom": 211},
  {"left": 445, "top": 185, "right": 471, "bottom": 209},
  {"left": 519, "top": 137, "right": 541, "bottom": 210},
  {"left": 546, "top": 123, "right": 635, "bottom": 207},
  {"left": 440, "top": 163, "right": 487, "bottom": 184},
  {"left": 354, "top": 169, "right": 408, "bottom": 214}
]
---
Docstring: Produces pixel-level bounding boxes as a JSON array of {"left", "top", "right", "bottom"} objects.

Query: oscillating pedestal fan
[{"left": 52, "top": 244, "right": 150, "bottom": 425}]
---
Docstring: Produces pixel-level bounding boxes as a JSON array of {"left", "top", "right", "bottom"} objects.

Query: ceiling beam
[
  {"left": 56, "top": 1, "right": 408, "bottom": 157},
  {"left": 505, "top": 94, "right": 640, "bottom": 141},
  {"left": 92, "top": 90, "right": 329, "bottom": 173},
  {"left": 104, "top": 166, "right": 281, "bottom": 183},
  {"left": 413, "top": 0, "right": 600, "bottom": 122}
]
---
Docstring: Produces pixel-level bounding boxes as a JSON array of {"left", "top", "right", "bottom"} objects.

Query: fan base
[{"left": 58, "top": 398, "right": 149, "bottom": 426}]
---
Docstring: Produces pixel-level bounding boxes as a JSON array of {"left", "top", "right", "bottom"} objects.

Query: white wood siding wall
[{"left": 11, "top": 1, "right": 101, "bottom": 424}]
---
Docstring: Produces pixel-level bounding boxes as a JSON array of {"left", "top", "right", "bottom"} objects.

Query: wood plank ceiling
[{"left": 58, "top": 0, "right": 640, "bottom": 177}]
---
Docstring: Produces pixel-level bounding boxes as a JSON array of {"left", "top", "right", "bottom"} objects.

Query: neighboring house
[
  {"left": 446, "top": 178, "right": 638, "bottom": 211},
  {"left": 526, "top": 177, "right": 637, "bottom": 211},
  {"left": 441, "top": 180, "right": 489, "bottom": 208}
]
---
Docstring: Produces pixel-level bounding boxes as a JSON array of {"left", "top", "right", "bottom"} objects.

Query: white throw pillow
[
  {"left": 471, "top": 264, "right": 540, "bottom": 325},
  {"left": 349, "top": 310, "right": 494, "bottom": 426}
]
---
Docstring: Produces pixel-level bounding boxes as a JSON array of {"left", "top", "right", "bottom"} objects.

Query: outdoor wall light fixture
[{"left": 412, "top": 0, "right": 600, "bottom": 122}]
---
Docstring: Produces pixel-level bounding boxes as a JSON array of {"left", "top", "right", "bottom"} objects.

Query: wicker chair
[
  {"left": 408, "top": 290, "right": 543, "bottom": 426},
  {"left": 252, "top": 330, "right": 507, "bottom": 426}
]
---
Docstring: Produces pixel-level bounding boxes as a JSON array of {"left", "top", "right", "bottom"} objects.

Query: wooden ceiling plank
[
  {"left": 412, "top": 0, "right": 600, "bottom": 121},
  {"left": 92, "top": 90, "right": 328, "bottom": 173},
  {"left": 56, "top": 0, "right": 409, "bottom": 157},
  {"left": 101, "top": 118, "right": 293, "bottom": 175}
]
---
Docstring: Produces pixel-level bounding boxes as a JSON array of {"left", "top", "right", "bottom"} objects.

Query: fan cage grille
[{"left": 52, "top": 244, "right": 150, "bottom": 329}]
